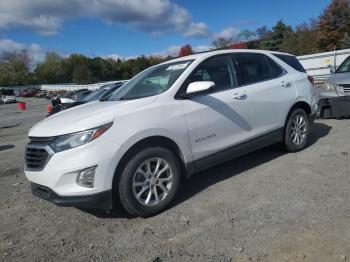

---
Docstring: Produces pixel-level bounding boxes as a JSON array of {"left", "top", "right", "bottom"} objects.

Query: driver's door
[{"left": 180, "top": 55, "right": 252, "bottom": 166}]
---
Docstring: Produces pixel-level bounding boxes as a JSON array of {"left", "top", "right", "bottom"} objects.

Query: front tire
[
  {"left": 284, "top": 108, "right": 310, "bottom": 152},
  {"left": 118, "top": 147, "right": 181, "bottom": 217}
]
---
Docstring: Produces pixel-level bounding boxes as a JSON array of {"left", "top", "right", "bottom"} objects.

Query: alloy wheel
[
  {"left": 290, "top": 114, "right": 308, "bottom": 145},
  {"left": 132, "top": 158, "right": 173, "bottom": 206}
]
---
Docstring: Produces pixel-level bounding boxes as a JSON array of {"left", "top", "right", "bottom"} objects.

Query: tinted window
[
  {"left": 234, "top": 53, "right": 284, "bottom": 85},
  {"left": 187, "top": 55, "right": 238, "bottom": 92},
  {"left": 273, "top": 54, "right": 306, "bottom": 73},
  {"left": 336, "top": 56, "right": 350, "bottom": 73}
]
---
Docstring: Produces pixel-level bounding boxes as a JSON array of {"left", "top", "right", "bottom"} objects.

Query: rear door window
[
  {"left": 273, "top": 54, "right": 306, "bottom": 73},
  {"left": 234, "top": 53, "right": 284, "bottom": 86}
]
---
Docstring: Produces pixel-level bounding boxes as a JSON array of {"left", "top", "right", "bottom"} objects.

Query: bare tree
[
  {"left": 0, "top": 50, "right": 32, "bottom": 86},
  {"left": 212, "top": 37, "right": 232, "bottom": 49}
]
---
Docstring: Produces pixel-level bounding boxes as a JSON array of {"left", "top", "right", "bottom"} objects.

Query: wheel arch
[
  {"left": 111, "top": 135, "right": 190, "bottom": 208},
  {"left": 283, "top": 100, "right": 312, "bottom": 136},
  {"left": 285, "top": 101, "right": 311, "bottom": 123}
]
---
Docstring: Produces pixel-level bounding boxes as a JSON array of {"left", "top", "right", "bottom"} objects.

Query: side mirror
[
  {"left": 186, "top": 81, "right": 215, "bottom": 96},
  {"left": 330, "top": 68, "right": 335, "bottom": 74}
]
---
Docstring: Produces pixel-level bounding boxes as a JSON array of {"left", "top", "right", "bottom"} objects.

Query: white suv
[{"left": 25, "top": 50, "right": 318, "bottom": 217}]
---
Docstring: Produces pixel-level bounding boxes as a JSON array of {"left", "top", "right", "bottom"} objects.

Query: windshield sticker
[{"left": 166, "top": 62, "right": 190, "bottom": 71}]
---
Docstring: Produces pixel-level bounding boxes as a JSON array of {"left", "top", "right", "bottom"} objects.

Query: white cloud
[
  {"left": 184, "top": 22, "right": 211, "bottom": 39},
  {"left": 152, "top": 45, "right": 182, "bottom": 57},
  {"left": 193, "top": 45, "right": 212, "bottom": 53},
  {"left": 215, "top": 26, "right": 240, "bottom": 40},
  {"left": 0, "top": 38, "right": 45, "bottom": 64},
  {"left": 0, "top": 0, "right": 210, "bottom": 38}
]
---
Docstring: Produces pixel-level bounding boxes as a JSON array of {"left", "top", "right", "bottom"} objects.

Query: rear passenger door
[{"left": 232, "top": 52, "right": 295, "bottom": 137}]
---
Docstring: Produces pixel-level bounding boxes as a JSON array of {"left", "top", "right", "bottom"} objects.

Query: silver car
[
  {"left": 318, "top": 56, "right": 350, "bottom": 118},
  {"left": 327, "top": 55, "right": 350, "bottom": 96}
]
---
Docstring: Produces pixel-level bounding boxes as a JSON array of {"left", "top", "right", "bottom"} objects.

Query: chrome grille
[
  {"left": 25, "top": 137, "right": 55, "bottom": 171},
  {"left": 339, "top": 84, "right": 350, "bottom": 94}
]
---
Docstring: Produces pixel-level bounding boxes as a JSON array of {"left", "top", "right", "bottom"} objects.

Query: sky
[{"left": 0, "top": 0, "right": 331, "bottom": 64}]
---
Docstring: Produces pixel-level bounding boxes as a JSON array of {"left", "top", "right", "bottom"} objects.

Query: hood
[
  {"left": 329, "top": 72, "right": 350, "bottom": 86},
  {"left": 327, "top": 74, "right": 337, "bottom": 84},
  {"left": 29, "top": 96, "right": 157, "bottom": 137}
]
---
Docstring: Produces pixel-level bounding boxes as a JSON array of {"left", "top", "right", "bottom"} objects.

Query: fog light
[{"left": 75, "top": 166, "right": 97, "bottom": 188}]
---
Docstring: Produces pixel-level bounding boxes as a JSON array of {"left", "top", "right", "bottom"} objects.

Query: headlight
[
  {"left": 321, "top": 82, "right": 344, "bottom": 96},
  {"left": 322, "top": 81, "right": 336, "bottom": 91},
  {"left": 50, "top": 122, "right": 112, "bottom": 152}
]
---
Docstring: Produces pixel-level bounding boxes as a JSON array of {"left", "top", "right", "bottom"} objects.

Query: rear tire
[
  {"left": 284, "top": 108, "right": 310, "bottom": 152},
  {"left": 118, "top": 147, "right": 181, "bottom": 217}
]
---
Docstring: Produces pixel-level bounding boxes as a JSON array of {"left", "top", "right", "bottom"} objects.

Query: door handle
[
  {"left": 233, "top": 93, "right": 247, "bottom": 100},
  {"left": 281, "top": 81, "right": 291, "bottom": 88}
]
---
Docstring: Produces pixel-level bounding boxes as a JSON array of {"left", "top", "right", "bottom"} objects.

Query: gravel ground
[{"left": 0, "top": 98, "right": 349, "bottom": 262}]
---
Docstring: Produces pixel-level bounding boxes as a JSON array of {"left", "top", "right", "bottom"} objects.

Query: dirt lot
[{"left": 0, "top": 98, "right": 349, "bottom": 262}]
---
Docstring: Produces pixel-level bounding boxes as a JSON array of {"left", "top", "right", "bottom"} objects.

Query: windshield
[
  {"left": 108, "top": 60, "right": 193, "bottom": 101},
  {"left": 1, "top": 89, "right": 14, "bottom": 96},
  {"left": 82, "top": 87, "right": 110, "bottom": 102},
  {"left": 336, "top": 56, "right": 350, "bottom": 73}
]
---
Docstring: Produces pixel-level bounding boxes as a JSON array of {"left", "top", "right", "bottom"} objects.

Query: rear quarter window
[{"left": 273, "top": 54, "right": 306, "bottom": 73}]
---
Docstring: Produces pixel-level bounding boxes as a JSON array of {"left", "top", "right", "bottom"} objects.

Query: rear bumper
[
  {"left": 318, "top": 96, "right": 350, "bottom": 118},
  {"left": 31, "top": 183, "right": 112, "bottom": 209}
]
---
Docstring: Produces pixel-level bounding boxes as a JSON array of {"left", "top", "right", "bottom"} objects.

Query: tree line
[
  {"left": 1, "top": 0, "right": 350, "bottom": 87},
  {"left": 208, "top": 0, "right": 350, "bottom": 54}
]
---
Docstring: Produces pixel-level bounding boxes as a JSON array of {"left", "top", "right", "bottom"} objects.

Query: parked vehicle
[
  {"left": 70, "top": 89, "right": 92, "bottom": 101},
  {"left": 14, "top": 89, "right": 21, "bottom": 97},
  {"left": 0, "top": 88, "right": 16, "bottom": 103},
  {"left": 34, "top": 90, "right": 48, "bottom": 98},
  {"left": 21, "top": 88, "right": 39, "bottom": 97},
  {"left": 318, "top": 55, "right": 350, "bottom": 118},
  {"left": 48, "top": 81, "right": 126, "bottom": 116},
  {"left": 297, "top": 48, "right": 350, "bottom": 79},
  {"left": 25, "top": 50, "right": 317, "bottom": 217}
]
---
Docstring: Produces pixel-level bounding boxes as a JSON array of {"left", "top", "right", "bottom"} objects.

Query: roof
[{"left": 165, "top": 49, "right": 293, "bottom": 64}]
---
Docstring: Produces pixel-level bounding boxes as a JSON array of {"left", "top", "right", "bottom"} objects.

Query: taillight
[
  {"left": 47, "top": 104, "right": 52, "bottom": 113},
  {"left": 307, "top": 75, "right": 314, "bottom": 85}
]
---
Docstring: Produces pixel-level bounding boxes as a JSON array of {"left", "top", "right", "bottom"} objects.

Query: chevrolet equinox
[{"left": 25, "top": 50, "right": 318, "bottom": 217}]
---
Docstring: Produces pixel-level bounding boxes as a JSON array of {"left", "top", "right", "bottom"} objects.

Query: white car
[
  {"left": 0, "top": 88, "right": 16, "bottom": 103},
  {"left": 25, "top": 49, "right": 318, "bottom": 217},
  {"left": 1, "top": 95, "right": 16, "bottom": 103}
]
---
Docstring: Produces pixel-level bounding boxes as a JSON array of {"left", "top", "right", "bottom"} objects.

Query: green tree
[
  {"left": 72, "top": 63, "right": 93, "bottom": 84},
  {"left": 35, "top": 52, "right": 65, "bottom": 84},
  {"left": 256, "top": 26, "right": 269, "bottom": 39},
  {"left": 260, "top": 20, "right": 293, "bottom": 51},
  {"left": 0, "top": 50, "right": 32, "bottom": 86},
  {"left": 280, "top": 20, "right": 320, "bottom": 55},
  {"left": 317, "top": 0, "right": 350, "bottom": 51},
  {"left": 340, "top": 32, "right": 350, "bottom": 49}
]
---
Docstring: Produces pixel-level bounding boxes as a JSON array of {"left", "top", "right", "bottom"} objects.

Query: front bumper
[
  {"left": 3, "top": 98, "right": 16, "bottom": 103},
  {"left": 25, "top": 136, "right": 122, "bottom": 209},
  {"left": 31, "top": 183, "right": 112, "bottom": 209}
]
